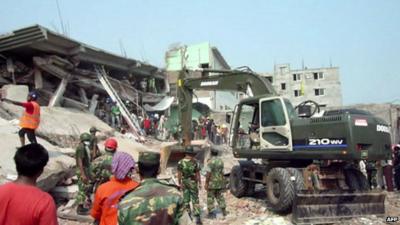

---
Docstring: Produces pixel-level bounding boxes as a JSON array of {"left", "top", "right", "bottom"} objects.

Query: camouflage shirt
[
  {"left": 92, "top": 151, "right": 114, "bottom": 184},
  {"left": 177, "top": 157, "right": 199, "bottom": 188},
  {"left": 89, "top": 135, "right": 99, "bottom": 158},
  {"left": 118, "top": 178, "right": 184, "bottom": 225},
  {"left": 205, "top": 157, "right": 225, "bottom": 189},
  {"left": 75, "top": 143, "right": 91, "bottom": 175}
]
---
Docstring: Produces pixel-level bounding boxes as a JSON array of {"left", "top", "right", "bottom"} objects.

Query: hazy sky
[{"left": 1, "top": 0, "right": 399, "bottom": 105}]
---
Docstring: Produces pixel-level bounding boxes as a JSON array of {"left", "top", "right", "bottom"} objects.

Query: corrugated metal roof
[{"left": 0, "top": 25, "right": 163, "bottom": 78}]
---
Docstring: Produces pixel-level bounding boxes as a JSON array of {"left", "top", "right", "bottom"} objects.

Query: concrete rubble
[{"left": 0, "top": 117, "right": 75, "bottom": 191}]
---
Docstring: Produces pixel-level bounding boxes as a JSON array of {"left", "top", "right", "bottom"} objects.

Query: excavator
[{"left": 167, "top": 68, "right": 390, "bottom": 224}]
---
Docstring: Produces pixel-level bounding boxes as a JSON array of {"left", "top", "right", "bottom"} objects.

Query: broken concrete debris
[
  {"left": 0, "top": 25, "right": 170, "bottom": 140},
  {"left": 0, "top": 116, "right": 75, "bottom": 191},
  {"left": 0, "top": 26, "right": 174, "bottom": 220}
]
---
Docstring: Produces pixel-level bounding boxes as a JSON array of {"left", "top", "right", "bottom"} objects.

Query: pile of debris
[{"left": 0, "top": 24, "right": 173, "bottom": 141}]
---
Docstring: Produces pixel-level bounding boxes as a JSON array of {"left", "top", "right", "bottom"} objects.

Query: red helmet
[{"left": 105, "top": 138, "right": 118, "bottom": 151}]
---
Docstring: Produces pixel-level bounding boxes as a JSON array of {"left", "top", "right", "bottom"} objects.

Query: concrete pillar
[
  {"left": 79, "top": 88, "right": 89, "bottom": 105},
  {"left": 48, "top": 78, "right": 68, "bottom": 107},
  {"left": 34, "top": 68, "right": 43, "bottom": 89},
  {"left": 89, "top": 94, "right": 99, "bottom": 114}
]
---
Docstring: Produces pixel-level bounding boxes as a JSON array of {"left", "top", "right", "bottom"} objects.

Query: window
[
  {"left": 293, "top": 73, "right": 301, "bottom": 81},
  {"left": 294, "top": 90, "right": 301, "bottom": 97},
  {"left": 281, "top": 83, "right": 286, "bottom": 90},
  {"left": 313, "top": 72, "right": 324, "bottom": 80},
  {"left": 261, "top": 99, "right": 286, "bottom": 126},
  {"left": 314, "top": 88, "right": 325, "bottom": 96}
]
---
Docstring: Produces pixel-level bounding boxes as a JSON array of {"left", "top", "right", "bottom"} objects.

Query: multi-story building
[
  {"left": 263, "top": 63, "right": 343, "bottom": 109},
  {"left": 165, "top": 42, "right": 239, "bottom": 111}
]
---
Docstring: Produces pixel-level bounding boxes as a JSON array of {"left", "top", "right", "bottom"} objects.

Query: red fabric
[
  {"left": 91, "top": 176, "right": 139, "bottom": 225},
  {"left": 201, "top": 127, "right": 207, "bottom": 137},
  {"left": 143, "top": 119, "right": 151, "bottom": 129},
  {"left": 22, "top": 102, "right": 34, "bottom": 114},
  {"left": 0, "top": 182, "right": 58, "bottom": 225}
]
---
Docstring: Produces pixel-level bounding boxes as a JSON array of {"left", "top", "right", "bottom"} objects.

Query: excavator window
[
  {"left": 236, "top": 104, "right": 256, "bottom": 148},
  {"left": 261, "top": 99, "right": 286, "bottom": 126}
]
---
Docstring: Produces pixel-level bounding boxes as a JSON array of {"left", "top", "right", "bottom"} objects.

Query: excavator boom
[{"left": 177, "top": 68, "right": 276, "bottom": 146}]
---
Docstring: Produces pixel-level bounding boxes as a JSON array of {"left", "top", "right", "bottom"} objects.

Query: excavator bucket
[
  {"left": 292, "top": 190, "right": 386, "bottom": 224},
  {"left": 159, "top": 140, "right": 210, "bottom": 173}
]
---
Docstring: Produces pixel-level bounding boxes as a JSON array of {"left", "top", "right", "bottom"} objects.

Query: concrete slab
[
  {"left": 0, "top": 102, "right": 114, "bottom": 147},
  {"left": 1, "top": 84, "right": 29, "bottom": 102},
  {"left": 0, "top": 117, "right": 75, "bottom": 191}
]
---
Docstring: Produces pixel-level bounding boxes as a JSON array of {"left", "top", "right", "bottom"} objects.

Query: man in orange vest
[{"left": 1, "top": 91, "right": 40, "bottom": 146}]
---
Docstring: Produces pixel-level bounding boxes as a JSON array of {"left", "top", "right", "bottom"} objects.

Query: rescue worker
[
  {"left": 91, "top": 152, "right": 139, "bottom": 225},
  {"left": 118, "top": 152, "right": 185, "bottom": 225},
  {"left": 75, "top": 132, "right": 94, "bottom": 215},
  {"left": 1, "top": 91, "right": 40, "bottom": 146},
  {"left": 204, "top": 148, "right": 227, "bottom": 218},
  {"left": 89, "top": 127, "right": 101, "bottom": 160},
  {"left": 92, "top": 138, "right": 118, "bottom": 188},
  {"left": 111, "top": 102, "right": 121, "bottom": 129},
  {"left": 177, "top": 146, "right": 202, "bottom": 225}
]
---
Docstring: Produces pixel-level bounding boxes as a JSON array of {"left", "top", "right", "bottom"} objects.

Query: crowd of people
[
  {"left": 363, "top": 144, "right": 400, "bottom": 192},
  {"left": 0, "top": 134, "right": 227, "bottom": 225},
  {"left": 191, "top": 116, "right": 229, "bottom": 145}
]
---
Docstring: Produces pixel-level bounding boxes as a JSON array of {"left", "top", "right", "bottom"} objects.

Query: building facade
[
  {"left": 165, "top": 42, "right": 238, "bottom": 111},
  {"left": 263, "top": 63, "right": 343, "bottom": 109}
]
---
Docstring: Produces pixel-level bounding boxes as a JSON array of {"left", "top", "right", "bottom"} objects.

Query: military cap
[
  {"left": 89, "top": 127, "right": 99, "bottom": 133},
  {"left": 139, "top": 152, "right": 160, "bottom": 164}
]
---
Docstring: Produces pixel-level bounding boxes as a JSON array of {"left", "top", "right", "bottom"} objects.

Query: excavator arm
[{"left": 177, "top": 68, "right": 277, "bottom": 146}]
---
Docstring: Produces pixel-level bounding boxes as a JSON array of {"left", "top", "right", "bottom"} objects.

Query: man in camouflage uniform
[
  {"left": 118, "top": 152, "right": 185, "bottom": 225},
  {"left": 89, "top": 127, "right": 101, "bottom": 160},
  {"left": 92, "top": 138, "right": 118, "bottom": 189},
  {"left": 205, "top": 148, "right": 227, "bottom": 218},
  {"left": 177, "top": 146, "right": 202, "bottom": 225},
  {"left": 75, "top": 132, "right": 94, "bottom": 215}
]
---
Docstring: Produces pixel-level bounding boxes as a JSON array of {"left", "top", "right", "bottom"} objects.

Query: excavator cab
[{"left": 230, "top": 96, "right": 295, "bottom": 152}]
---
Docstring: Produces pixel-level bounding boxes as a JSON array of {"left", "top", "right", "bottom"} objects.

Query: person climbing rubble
[
  {"left": 75, "top": 132, "right": 95, "bottom": 215},
  {"left": 92, "top": 138, "right": 118, "bottom": 189},
  {"left": 1, "top": 91, "right": 40, "bottom": 146},
  {"left": 91, "top": 151, "right": 139, "bottom": 225},
  {"left": 111, "top": 102, "right": 122, "bottom": 130}
]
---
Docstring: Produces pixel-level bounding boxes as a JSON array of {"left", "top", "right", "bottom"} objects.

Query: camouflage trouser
[
  {"left": 207, "top": 189, "right": 226, "bottom": 212},
  {"left": 182, "top": 183, "right": 200, "bottom": 216},
  {"left": 76, "top": 171, "right": 93, "bottom": 206}
]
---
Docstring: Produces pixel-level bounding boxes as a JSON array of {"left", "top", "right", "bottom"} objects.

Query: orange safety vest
[{"left": 19, "top": 101, "right": 40, "bottom": 130}]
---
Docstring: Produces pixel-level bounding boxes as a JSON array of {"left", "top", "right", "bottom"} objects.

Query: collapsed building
[
  {"left": 0, "top": 25, "right": 173, "bottom": 197},
  {"left": 0, "top": 25, "right": 171, "bottom": 126}
]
